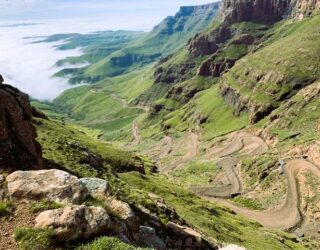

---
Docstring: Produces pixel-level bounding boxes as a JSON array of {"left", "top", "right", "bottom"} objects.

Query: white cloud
[{"left": 0, "top": 22, "right": 84, "bottom": 101}]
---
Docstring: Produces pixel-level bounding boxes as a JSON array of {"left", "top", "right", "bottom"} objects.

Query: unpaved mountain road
[
  {"left": 188, "top": 131, "right": 320, "bottom": 230},
  {"left": 156, "top": 129, "right": 320, "bottom": 230},
  {"left": 161, "top": 130, "right": 199, "bottom": 174},
  {"left": 209, "top": 159, "right": 320, "bottom": 230},
  {"left": 191, "top": 132, "right": 268, "bottom": 198}
]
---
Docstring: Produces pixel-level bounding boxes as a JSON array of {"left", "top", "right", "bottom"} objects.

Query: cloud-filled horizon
[{"left": 0, "top": 0, "right": 219, "bottom": 101}]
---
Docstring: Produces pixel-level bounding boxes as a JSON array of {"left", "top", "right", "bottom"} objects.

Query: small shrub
[
  {"left": 30, "top": 200, "right": 64, "bottom": 213},
  {"left": 14, "top": 227, "right": 55, "bottom": 250},
  {"left": 77, "top": 236, "right": 151, "bottom": 250},
  {"left": 0, "top": 201, "right": 13, "bottom": 216}
]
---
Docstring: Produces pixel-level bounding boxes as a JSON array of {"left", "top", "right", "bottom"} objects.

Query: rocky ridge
[
  {"left": 0, "top": 79, "right": 42, "bottom": 171},
  {"left": 220, "top": 0, "right": 320, "bottom": 24}
]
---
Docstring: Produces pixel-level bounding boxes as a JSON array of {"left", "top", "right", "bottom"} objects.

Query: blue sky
[{"left": 0, "top": 0, "right": 218, "bottom": 30}]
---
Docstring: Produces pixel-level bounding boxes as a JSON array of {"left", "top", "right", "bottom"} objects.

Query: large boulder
[
  {"left": 6, "top": 169, "right": 88, "bottom": 204},
  {"left": 0, "top": 83, "right": 42, "bottom": 170},
  {"left": 80, "top": 177, "right": 111, "bottom": 198},
  {"left": 35, "top": 205, "right": 111, "bottom": 241}
]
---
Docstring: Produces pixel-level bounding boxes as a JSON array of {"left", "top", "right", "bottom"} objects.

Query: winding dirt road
[
  {"left": 191, "top": 132, "right": 268, "bottom": 198},
  {"left": 188, "top": 131, "right": 320, "bottom": 230},
  {"left": 161, "top": 130, "right": 199, "bottom": 174},
  {"left": 208, "top": 159, "right": 320, "bottom": 230}
]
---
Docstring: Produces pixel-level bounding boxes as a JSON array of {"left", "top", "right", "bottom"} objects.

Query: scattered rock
[
  {"left": 80, "top": 177, "right": 111, "bottom": 198},
  {"left": 35, "top": 205, "right": 111, "bottom": 241},
  {"left": 139, "top": 226, "right": 166, "bottom": 250},
  {"left": 6, "top": 169, "right": 88, "bottom": 204}
]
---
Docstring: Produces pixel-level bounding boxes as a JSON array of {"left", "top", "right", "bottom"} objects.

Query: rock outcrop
[
  {"left": 80, "top": 177, "right": 111, "bottom": 198},
  {"left": 220, "top": 0, "right": 320, "bottom": 24},
  {"left": 6, "top": 169, "right": 88, "bottom": 204},
  {"left": 35, "top": 205, "right": 111, "bottom": 241},
  {"left": 220, "top": 0, "right": 292, "bottom": 24},
  {"left": 0, "top": 81, "right": 42, "bottom": 171}
]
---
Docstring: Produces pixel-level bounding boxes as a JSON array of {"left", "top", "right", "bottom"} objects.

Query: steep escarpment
[
  {"left": 219, "top": 14, "right": 320, "bottom": 123},
  {"left": 220, "top": 0, "right": 320, "bottom": 23},
  {"left": 220, "top": 0, "right": 292, "bottom": 23},
  {"left": 67, "top": 2, "right": 220, "bottom": 83},
  {"left": 0, "top": 79, "right": 42, "bottom": 170}
]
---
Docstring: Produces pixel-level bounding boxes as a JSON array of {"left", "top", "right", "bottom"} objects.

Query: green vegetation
[
  {"left": 34, "top": 67, "right": 154, "bottom": 142},
  {"left": 119, "top": 172, "right": 306, "bottom": 249},
  {"left": 0, "top": 201, "right": 13, "bottom": 216},
  {"left": 30, "top": 200, "right": 64, "bottom": 213},
  {"left": 76, "top": 4, "right": 219, "bottom": 82},
  {"left": 77, "top": 236, "right": 151, "bottom": 250},
  {"left": 40, "top": 31, "right": 144, "bottom": 84},
  {"left": 172, "top": 160, "right": 220, "bottom": 186},
  {"left": 30, "top": 5, "right": 320, "bottom": 250},
  {"left": 222, "top": 15, "right": 320, "bottom": 120},
  {"left": 241, "top": 155, "right": 278, "bottom": 187},
  {"left": 34, "top": 118, "right": 144, "bottom": 177},
  {"left": 232, "top": 196, "right": 263, "bottom": 210},
  {"left": 14, "top": 227, "right": 55, "bottom": 250},
  {"left": 156, "top": 85, "right": 248, "bottom": 140}
]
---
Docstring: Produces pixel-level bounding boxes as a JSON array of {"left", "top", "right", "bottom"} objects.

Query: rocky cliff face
[
  {"left": 220, "top": 0, "right": 320, "bottom": 24},
  {"left": 294, "top": 0, "right": 320, "bottom": 17},
  {"left": 0, "top": 80, "right": 42, "bottom": 170},
  {"left": 220, "top": 0, "right": 292, "bottom": 23}
]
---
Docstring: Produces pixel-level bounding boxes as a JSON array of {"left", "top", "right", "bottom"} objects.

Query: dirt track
[
  {"left": 189, "top": 131, "right": 320, "bottom": 230},
  {"left": 161, "top": 130, "right": 199, "bottom": 174},
  {"left": 208, "top": 159, "right": 320, "bottom": 230},
  {"left": 191, "top": 132, "right": 268, "bottom": 198}
]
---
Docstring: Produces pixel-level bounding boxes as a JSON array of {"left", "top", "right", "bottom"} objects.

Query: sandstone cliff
[
  {"left": 0, "top": 78, "right": 42, "bottom": 170},
  {"left": 220, "top": 0, "right": 320, "bottom": 23}
]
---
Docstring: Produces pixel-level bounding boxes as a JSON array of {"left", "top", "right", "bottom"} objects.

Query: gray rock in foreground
[
  {"left": 6, "top": 169, "right": 88, "bottom": 204},
  {"left": 35, "top": 205, "right": 111, "bottom": 241}
]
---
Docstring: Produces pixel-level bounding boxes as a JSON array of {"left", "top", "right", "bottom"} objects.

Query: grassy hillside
[
  {"left": 67, "top": 3, "right": 220, "bottom": 83},
  {"left": 39, "top": 30, "right": 144, "bottom": 83},
  {"left": 33, "top": 66, "right": 154, "bottom": 142},
  {"left": 219, "top": 15, "right": 320, "bottom": 123},
  {"left": 33, "top": 116, "right": 309, "bottom": 250}
]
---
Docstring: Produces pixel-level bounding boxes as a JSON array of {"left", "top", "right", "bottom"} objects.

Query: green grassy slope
[
  {"left": 73, "top": 3, "right": 220, "bottom": 82},
  {"left": 32, "top": 66, "right": 154, "bottom": 142},
  {"left": 34, "top": 118, "right": 144, "bottom": 176},
  {"left": 33, "top": 117, "right": 308, "bottom": 250},
  {"left": 219, "top": 15, "right": 320, "bottom": 123},
  {"left": 40, "top": 31, "right": 144, "bottom": 83}
]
